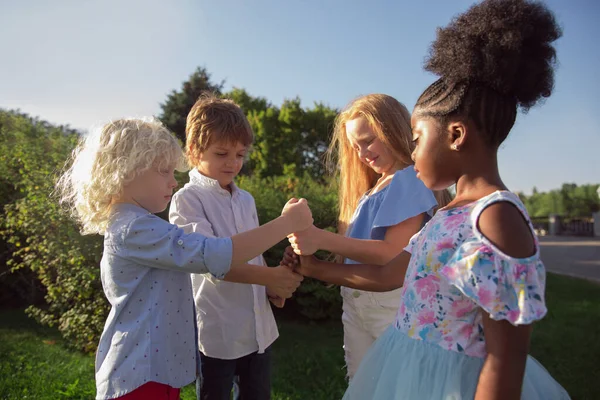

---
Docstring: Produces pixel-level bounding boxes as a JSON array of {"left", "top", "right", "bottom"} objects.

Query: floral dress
[{"left": 343, "top": 191, "right": 570, "bottom": 399}]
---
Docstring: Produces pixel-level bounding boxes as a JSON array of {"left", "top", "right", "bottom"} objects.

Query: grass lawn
[
  {"left": 0, "top": 311, "right": 346, "bottom": 400},
  {"left": 1, "top": 273, "right": 598, "bottom": 399}
]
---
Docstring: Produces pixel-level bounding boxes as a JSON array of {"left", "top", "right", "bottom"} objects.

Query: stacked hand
[
  {"left": 287, "top": 225, "right": 320, "bottom": 255},
  {"left": 281, "top": 245, "right": 318, "bottom": 278},
  {"left": 267, "top": 198, "right": 316, "bottom": 308},
  {"left": 281, "top": 198, "right": 313, "bottom": 232},
  {"left": 266, "top": 289, "right": 286, "bottom": 308},
  {"left": 265, "top": 263, "right": 303, "bottom": 304}
]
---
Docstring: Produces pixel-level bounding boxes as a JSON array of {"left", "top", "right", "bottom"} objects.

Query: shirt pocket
[{"left": 371, "top": 288, "right": 403, "bottom": 309}]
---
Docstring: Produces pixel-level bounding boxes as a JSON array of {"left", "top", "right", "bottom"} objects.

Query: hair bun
[{"left": 424, "top": 0, "right": 562, "bottom": 111}]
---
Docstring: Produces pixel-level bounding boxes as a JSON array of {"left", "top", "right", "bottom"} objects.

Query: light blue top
[
  {"left": 95, "top": 203, "right": 232, "bottom": 399},
  {"left": 345, "top": 166, "right": 437, "bottom": 264}
]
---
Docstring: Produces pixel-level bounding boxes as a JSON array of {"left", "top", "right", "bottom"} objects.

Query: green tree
[
  {"left": 247, "top": 106, "right": 287, "bottom": 177},
  {"left": 224, "top": 87, "right": 270, "bottom": 114},
  {"left": 158, "top": 67, "right": 224, "bottom": 143},
  {"left": 521, "top": 184, "right": 599, "bottom": 217},
  {"left": 299, "top": 102, "right": 337, "bottom": 179}
]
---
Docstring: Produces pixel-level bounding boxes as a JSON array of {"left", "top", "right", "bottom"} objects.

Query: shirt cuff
[{"left": 204, "top": 237, "right": 233, "bottom": 279}]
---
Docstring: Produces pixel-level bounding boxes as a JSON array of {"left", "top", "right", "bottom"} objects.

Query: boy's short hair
[{"left": 185, "top": 93, "right": 253, "bottom": 165}]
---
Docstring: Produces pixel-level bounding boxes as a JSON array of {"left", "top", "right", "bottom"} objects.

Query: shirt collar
[
  {"left": 189, "top": 168, "right": 238, "bottom": 196},
  {"left": 109, "top": 202, "right": 152, "bottom": 220}
]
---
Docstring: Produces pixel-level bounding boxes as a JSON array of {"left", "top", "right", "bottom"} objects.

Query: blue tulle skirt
[{"left": 343, "top": 325, "right": 570, "bottom": 399}]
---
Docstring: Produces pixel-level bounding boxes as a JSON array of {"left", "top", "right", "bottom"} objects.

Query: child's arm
[
  {"left": 475, "top": 315, "right": 531, "bottom": 400},
  {"left": 288, "top": 171, "right": 436, "bottom": 264},
  {"left": 474, "top": 201, "right": 538, "bottom": 399},
  {"left": 121, "top": 198, "right": 310, "bottom": 290},
  {"left": 230, "top": 198, "right": 312, "bottom": 265},
  {"left": 288, "top": 214, "right": 424, "bottom": 265},
  {"left": 170, "top": 194, "right": 312, "bottom": 265},
  {"left": 224, "top": 263, "right": 302, "bottom": 300},
  {"left": 249, "top": 196, "right": 286, "bottom": 308},
  {"left": 283, "top": 246, "right": 411, "bottom": 292},
  {"left": 168, "top": 194, "right": 307, "bottom": 299}
]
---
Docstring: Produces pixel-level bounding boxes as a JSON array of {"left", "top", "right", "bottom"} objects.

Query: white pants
[{"left": 341, "top": 286, "right": 403, "bottom": 380}]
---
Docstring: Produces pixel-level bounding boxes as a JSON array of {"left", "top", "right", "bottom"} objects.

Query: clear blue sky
[{"left": 1, "top": 0, "right": 598, "bottom": 193}]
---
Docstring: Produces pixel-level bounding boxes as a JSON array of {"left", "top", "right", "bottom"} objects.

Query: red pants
[{"left": 114, "top": 382, "right": 180, "bottom": 400}]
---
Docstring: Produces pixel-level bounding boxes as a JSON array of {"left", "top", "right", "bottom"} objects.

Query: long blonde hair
[
  {"left": 56, "top": 117, "right": 187, "bottom": 235},
  {"left": 326, "top": 94, "right": 450, "bottom": 238}
]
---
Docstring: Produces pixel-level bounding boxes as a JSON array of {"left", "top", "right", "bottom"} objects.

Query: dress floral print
[{"left": 395, "top": 191, "right": 547, "bottom": 358}]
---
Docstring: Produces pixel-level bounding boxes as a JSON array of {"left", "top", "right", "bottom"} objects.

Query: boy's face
[{"left": 197, "top": 140, "right": 248, "bottom": 189}]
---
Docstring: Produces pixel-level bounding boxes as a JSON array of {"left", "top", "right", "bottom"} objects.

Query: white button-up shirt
[{"left": 169, "top": 169, "right": 279, "bottom": 360}]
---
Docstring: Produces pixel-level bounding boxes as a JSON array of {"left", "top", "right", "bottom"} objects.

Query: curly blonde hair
[
  {"left": 185, "top": 93, "right": 253, "bottom": 166},
  {"left": 56, "top": 117, "right": 187, "bottom": 235}
]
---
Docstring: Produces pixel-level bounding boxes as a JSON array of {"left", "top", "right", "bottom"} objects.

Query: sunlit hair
[
  {"left": 326, "top": 94, "right": 417, "bottom": 236},
  {"left": 56, "top": 117, "right": 187, "bottom": 235},
  {"left": 185, "top": 92, "right": 254, "bottom": 166},
  {"left": 326, "top": 94, "right": 452, "bottom": 258}
]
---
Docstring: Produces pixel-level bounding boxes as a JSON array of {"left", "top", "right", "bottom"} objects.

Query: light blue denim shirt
[
  {"left": 341, "top": 166, "right": 438, "bottom": 304},
  {"left": 95, "top": 203, "right": 232, "bottom": 399},
  {"left": 345, "top": 166, "right": 438, "bottom": 259}
]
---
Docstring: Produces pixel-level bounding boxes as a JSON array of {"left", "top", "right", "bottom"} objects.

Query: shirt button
[
  {"left": 353, "top": 291, "right": 361, "bottom": 298},
  {"left": 177, "top": 239, "right": 184, "bottom": 246}
]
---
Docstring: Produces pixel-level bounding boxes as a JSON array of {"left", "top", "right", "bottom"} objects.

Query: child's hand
[
  {"left": 281, "top": 245, "right": 299, "bottom": 268},
  {"left": 283, "top": 246, "right": 318, "bottom": 278},
  {"left": 281, "top": 198, "right": 313, "bottom": 232},
  {"left": 287, "top": 225, "right": 320, "bottom": 255},
  {"left": 266, "top": 263, "right": 303, "bottom": 299},
  {"left": 267, "top": 289, "right": 286, "bottom": 308}
]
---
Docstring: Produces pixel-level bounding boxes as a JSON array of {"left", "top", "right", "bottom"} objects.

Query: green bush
[
  {"left": 0, "top": 110, "right": 108, "bottom": 353},
  {"left": 236, "top": 171, "right": 342, "bottom": 320}
]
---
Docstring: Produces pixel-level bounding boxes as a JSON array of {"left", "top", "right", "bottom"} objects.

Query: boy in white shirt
[{"left": 169, "top": 93, "right": 283, "bottom": 400}]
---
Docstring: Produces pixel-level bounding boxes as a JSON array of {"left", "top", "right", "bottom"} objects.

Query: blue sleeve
[
  {"left": 371, "top": 167, "right": 437, "bottom": 240},
  {"left": 122, "top": 213, "right": 232, "bottom": 279}
]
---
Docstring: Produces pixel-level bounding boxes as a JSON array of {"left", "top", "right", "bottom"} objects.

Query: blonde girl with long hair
[{"left": 288, "top": 94, "right": 448, "bottom": 379}]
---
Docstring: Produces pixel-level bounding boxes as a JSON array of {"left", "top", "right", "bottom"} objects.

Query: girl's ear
[{"left": 446, "top": 121, "right": 468, "bottom": 151}]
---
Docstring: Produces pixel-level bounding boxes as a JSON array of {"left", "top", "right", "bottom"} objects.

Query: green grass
[
  {"left": 529, "top": 273, "right": 600, "bottom": 400},
  {"left": 0, "top": 273, "right": 598, "bottom": 399},
  {"left": 0, "top": 309, "right": 96, "bottom": 399},
  {"left": 180, "top": 318, "right": 347, "bottom": 400},
  {"left": 0, "top": 310, "right": 346, "bottom": 400}
]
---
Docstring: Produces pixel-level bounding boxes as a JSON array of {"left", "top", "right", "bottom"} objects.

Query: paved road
[{"left": 538, "top": 236, "right": 600, "bottom": 282}]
